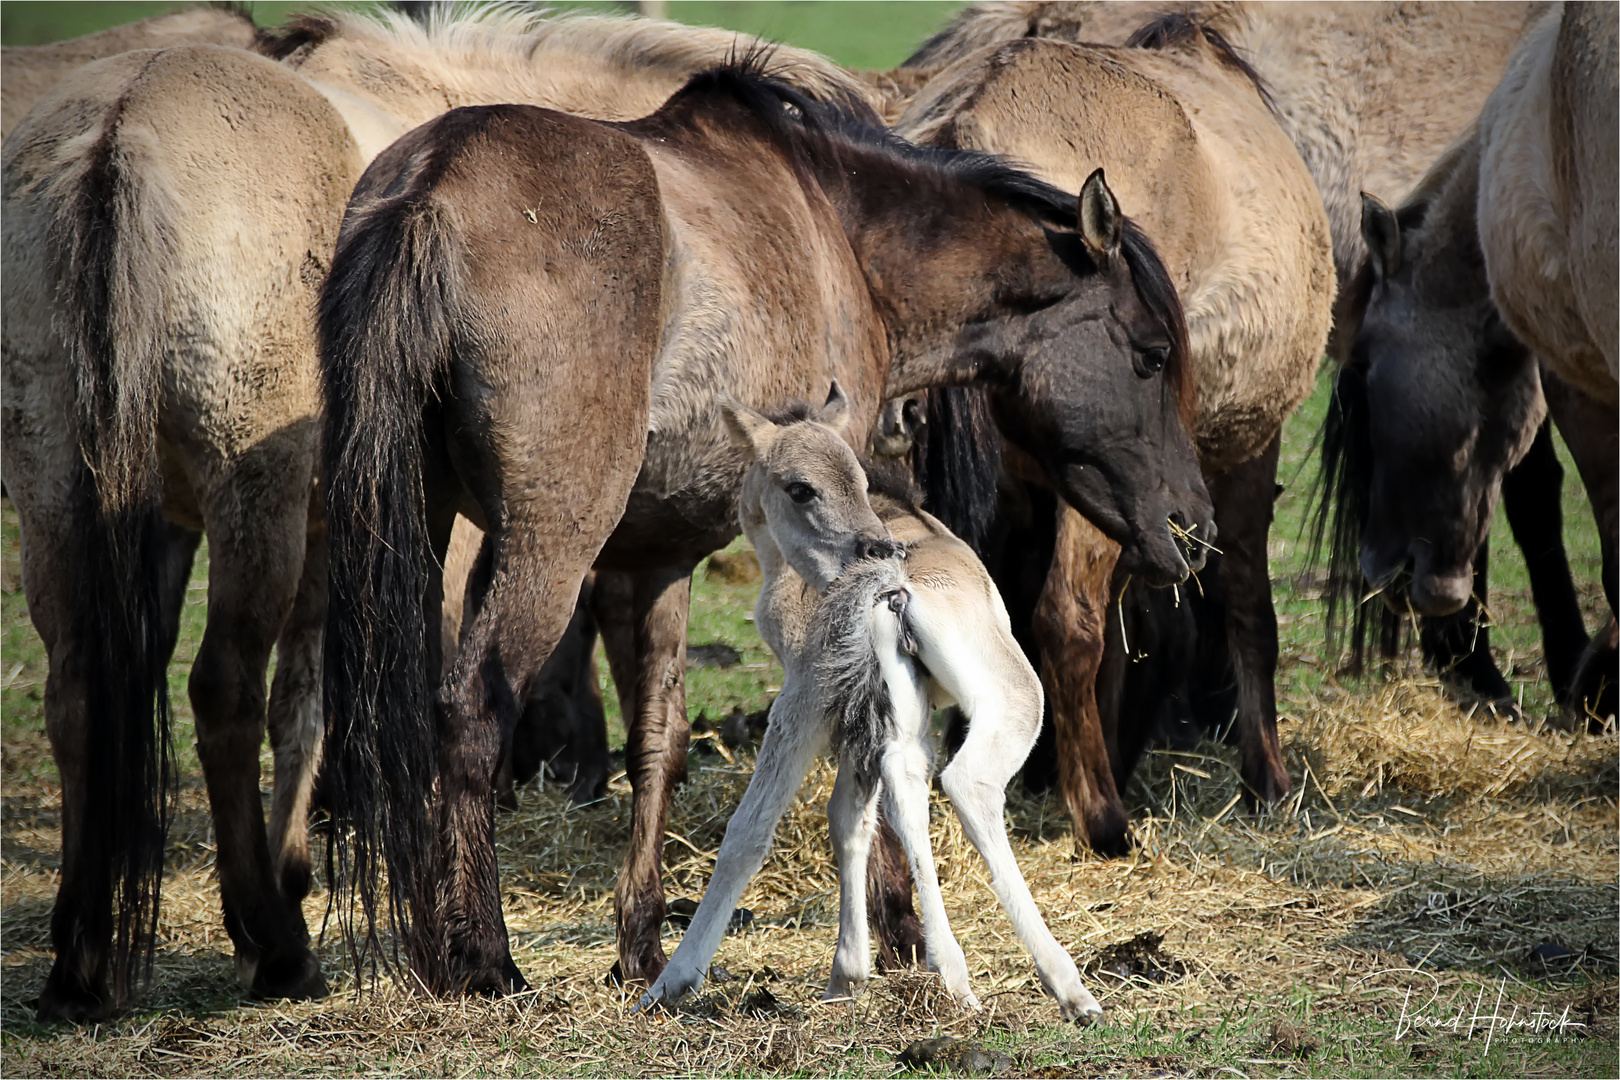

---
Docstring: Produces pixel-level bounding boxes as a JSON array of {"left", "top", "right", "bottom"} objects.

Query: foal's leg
[
  {"left": 266, "top": 526, "right": 327, "bottom": 906},
  {"left": 613, "top": 566, "right": 695, "bottom": 986},
  {"left": 1206, "top": 435, "right": 1290, "bottom": 805},
  {"left": 827, "top": 765, "right": 883, "bottom": 1000},
  {"left": 880, "top": 738, "right": 977, "bottom": 1010},
  {"left": 1032, "top": 506, "right": 1132, "bottom": 855},
  {"left": 922, "top": 619, "right": 1100, "bottom": 1022},
  {"left": 189, "top": 441, "right": 324, "bottom": 1001},
  {"left": 638, "top": 686, "right": 829, "bottom": 1008}
]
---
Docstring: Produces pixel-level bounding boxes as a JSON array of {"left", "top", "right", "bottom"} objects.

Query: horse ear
[
  {"left": 1361, "top": 192, "right": 1401, "bottom": 279},
  {"left": 720, "top": 396, "right": 778, "bottom": 458},
  {"left": 1078, "top": 168, "right": 1122, "bottom": 261},
  {"left": 817, "top": 380, "right": 851, "bottom": 434}
]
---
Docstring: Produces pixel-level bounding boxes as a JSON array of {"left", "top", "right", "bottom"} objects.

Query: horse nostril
[{"left": 858, "top": 537, "right": 897, "bottom": 561}]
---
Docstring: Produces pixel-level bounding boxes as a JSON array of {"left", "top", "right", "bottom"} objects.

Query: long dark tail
[
  {"left": 911, "top": 387, "right": 1002, "bottom": 556},
  {"left": 1306, "top": 364, "right": 1402, "bottom": 672},
  {"left": 319, "top": 193, "right": 460, "bottom": 984},
  {"left": 47, "top": 112, "right": 178, "bottom": 1003}
]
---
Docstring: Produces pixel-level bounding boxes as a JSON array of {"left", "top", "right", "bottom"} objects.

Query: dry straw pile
[{"left": 3, "top": 663, "right": 1616, "bottom": 1076}]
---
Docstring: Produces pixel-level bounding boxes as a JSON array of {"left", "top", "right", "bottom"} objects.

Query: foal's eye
[
  {"left": 1139, "top": 346, "right": 1169, "bottom": 375},
  {"left": 785, "top": 482, "right": 817, "bottom": 504}
]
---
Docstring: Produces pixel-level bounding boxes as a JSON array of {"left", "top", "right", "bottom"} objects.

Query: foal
[{"left": 639, "top": 385, "right": 1102, "bottom": 1023}]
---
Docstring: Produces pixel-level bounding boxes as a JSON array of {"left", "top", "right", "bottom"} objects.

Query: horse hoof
[
  {"left": 249, "top": 949, "right": 327, "bottom": 1002},
  {"left": 1241, "top": 760, "right": 1291, "bottom": 808},
  {"left": 36, "top": 978, "right": 112, "bottom": 1024},
  {"left": 1082, "top": 813, "right": 1135, "bottom": 859}
]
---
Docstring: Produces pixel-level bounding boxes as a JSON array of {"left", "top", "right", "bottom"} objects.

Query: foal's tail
[
  {"left": 318, "top": 191, "right": 460, "bottom": 984},
  {"left": 818, "top": 559, "right": 924, "bottom": 781},
  {"left": 42, "top": 107, "right": 181, "bottom": 1003}
]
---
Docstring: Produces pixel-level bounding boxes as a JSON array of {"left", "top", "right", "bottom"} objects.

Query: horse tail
[
  {"left": 44, "top": 96, "right": 180, "bottom": 1003},
  {"left": 318, "top": 189, "right": 460, "bottom": 984},
  {"left": 1307, "top": 364, "right": 1402, "bottom": 673},
  {"left": 819, "top": 559, "right": 924, "bottom": 783},
  {"left": 911, "top": 388, "right": 1002, "bottom": 556}
]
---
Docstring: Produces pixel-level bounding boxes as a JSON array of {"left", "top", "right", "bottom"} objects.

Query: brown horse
[
  {"left": 0, "top": 7, "right": 890, "bottom": 1021},
  {"left": 0, "top": 3, "right": 257, "bottom": 138},
  {"left": 883, "top": 15, "right": 1333, "bottom": 852},
  {"left": 317, "top": 62, "right": 1208, "bottom": 995},
  {"left": 1322, "top": 1, "right": 1617, "bottom": 723}
]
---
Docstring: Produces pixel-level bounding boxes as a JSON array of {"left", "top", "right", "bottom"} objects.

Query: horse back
[{"left": 1, "top": 6, "right": 258, "bottom": 139}]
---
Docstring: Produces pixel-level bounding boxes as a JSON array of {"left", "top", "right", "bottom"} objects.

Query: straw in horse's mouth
[{"left": 1168, "top": 518, "right": 1221, "bottom": 556}]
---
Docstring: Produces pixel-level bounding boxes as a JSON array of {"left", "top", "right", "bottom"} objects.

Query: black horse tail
[
  {"left": 911, "top": 387, "right": 1003, "bottom": 556},
  {"left": 1307, "top": 363, "right": 1402, "bottom": 672},
  {"left": 319, "top": 190, "right": 459, "bottom": 986},
  {"left": 47, "top": 105, "right": 179, "bottom": 1004}
]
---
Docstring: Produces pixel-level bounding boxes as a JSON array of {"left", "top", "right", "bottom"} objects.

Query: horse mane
[
  {"left": 862, "top": 456, "right": 927, "bottom": 514},
  {"left": 1306, "top": 361, "right": 1404, "bottom": 674},
  {"left": 255, "top": 3, "right": 882, "bottom": 110},
  {"left": 912, "top": 389, "right": 1002, "bottom": 555},
  {"left": 668, "top": 61, "right": 1192, "bottom": 404},
  {"left": 1125, "top": 11, "right": 1274, "bottom": 113}
]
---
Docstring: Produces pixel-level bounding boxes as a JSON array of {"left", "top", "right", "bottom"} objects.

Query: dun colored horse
[
  {"left": 317, "top": 63, "right": 1207, "bottom": 994},
  {"left": 883, "top": 14, "right": 1333, "bottom": 852},
  {"left": 0, "top": 7, "right": 886, "bottom": 1020},
  {"left": 640, "top": 391, "right": 1102, "bottom": 1022},
  {"left": 0, "top": 4, "right": 257, "bottom": 138},
  {"left": 1321, "top": 1, "right": 1617, "bottom": 723}
]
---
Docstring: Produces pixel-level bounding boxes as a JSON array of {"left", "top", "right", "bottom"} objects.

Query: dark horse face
[
  {"left": 1345, "top": 194, "right": 1544, "bottom": 617},
  {"left": 988, "top": 171, "right": 1212, "bottom": 588}
]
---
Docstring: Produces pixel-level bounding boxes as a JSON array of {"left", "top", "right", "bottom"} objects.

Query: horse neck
[
  {"left": 811, "top": 155, "right": 1063, "bottom": 398},
  {"left": 295, "top": 34, "right": 690, "bottom": 139},
  {"left": 1411, "top": 137, "right": 1492, "bottom": 308}
]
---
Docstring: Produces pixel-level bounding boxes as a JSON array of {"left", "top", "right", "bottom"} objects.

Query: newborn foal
[{"left": 638, "top": 383, "right": 1101, "bottom": 1022}]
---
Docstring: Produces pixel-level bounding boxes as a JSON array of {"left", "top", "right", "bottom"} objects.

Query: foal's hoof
[
  {"left": 248, "top": 948, "right": 327, "bottom": 1002},
  {"left": 36, "top": 975, "right": 112, "bottom": 1024}
]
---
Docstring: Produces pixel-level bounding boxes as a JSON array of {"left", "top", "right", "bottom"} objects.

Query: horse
[
  {"left": 316, "top": 62, "right": 1207, "bottom": 995},
  {"left": 638, "top": 390, "right": 1102, "bottom": 1022},
  {"left": 0, "top": 3, "right": 258, "bottom": 139},
  {"left": 881, "top": 14, "right": 1333, "bottom": 853},
  {"left": 1320, "top": 1, "right": 1617, "bottom": 724},
  {"left": 896, "top": 1, "right": 1588, "bottom": 714},
  {"left": 0, "top": 6, "right": 889, "bottom": 1021}
]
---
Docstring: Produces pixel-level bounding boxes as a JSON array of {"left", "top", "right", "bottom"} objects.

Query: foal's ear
[
  {"left": 720, "top": 396, "right": 778, "bottom": 458},
  {"left": 1361, "top": 192, "right": 1402, "bottom": 280},
  {"left": 1078, "top": 168, "right": 1122, "bottom": 262},
  {"left": 817, "top": 380, "right": 851, "bottom": 435}
]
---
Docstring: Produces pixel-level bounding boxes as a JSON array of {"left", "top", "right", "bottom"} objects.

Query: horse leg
[
  {"left": 880, "top": 737, "right": 977, "bottom": 1010},
  {"left": 16, "top": 481, "right": 112, "bottom": 1020},
  {"left": 1501, "top": 419, "right": 1589, "bottom": 704},
  {"left": 266, "top": 525, "right": 327, "bottom": 907},
  {"left": 935, "top": 688, "right": 1101, "bottom": 1022},
  {"left": 437, "top": 519, "right": 601, "bottom": 993},
  {"left": 189, "top": 449, "right": 324, "bottom": 1001},
  {"left": 638, "top": 686, "right": 828, "bottom": 1008},
  {"left": 1208, "top": 434, "right": 1290, "bottom": 806},
  {"left": 1032, "top": 505, "right": 1131, "bottom": 856},
  {"left": 612, "top": 566, "right": 695, "bottom": 987},
  {"left": 1544, "top": 373, "right": 1618, "bottom": 725},
  {"left": 827, "top": 765, "right": 882, "bottom": 1000}
]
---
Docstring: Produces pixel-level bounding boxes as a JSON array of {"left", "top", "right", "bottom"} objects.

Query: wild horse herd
[{"left": 1, "top": 0, "right": 1614, "bottom": 1025}]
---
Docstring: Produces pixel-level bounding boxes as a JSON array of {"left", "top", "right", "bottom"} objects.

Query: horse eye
[
  {"left": 785, "top": 482, "right": 817, "bottom": 504},
  {"left": 1140, "top": 346, "right": 1169, "bottom": 375}
]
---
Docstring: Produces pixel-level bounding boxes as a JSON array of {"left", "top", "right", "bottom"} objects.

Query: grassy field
[{"left": 2, "top": 2, "right": 1617, "bottom": 1077}]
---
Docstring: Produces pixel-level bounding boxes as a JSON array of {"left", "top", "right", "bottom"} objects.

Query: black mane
[{"left": 1125, "top": 12, "right": 1276, "bottom": 115}]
